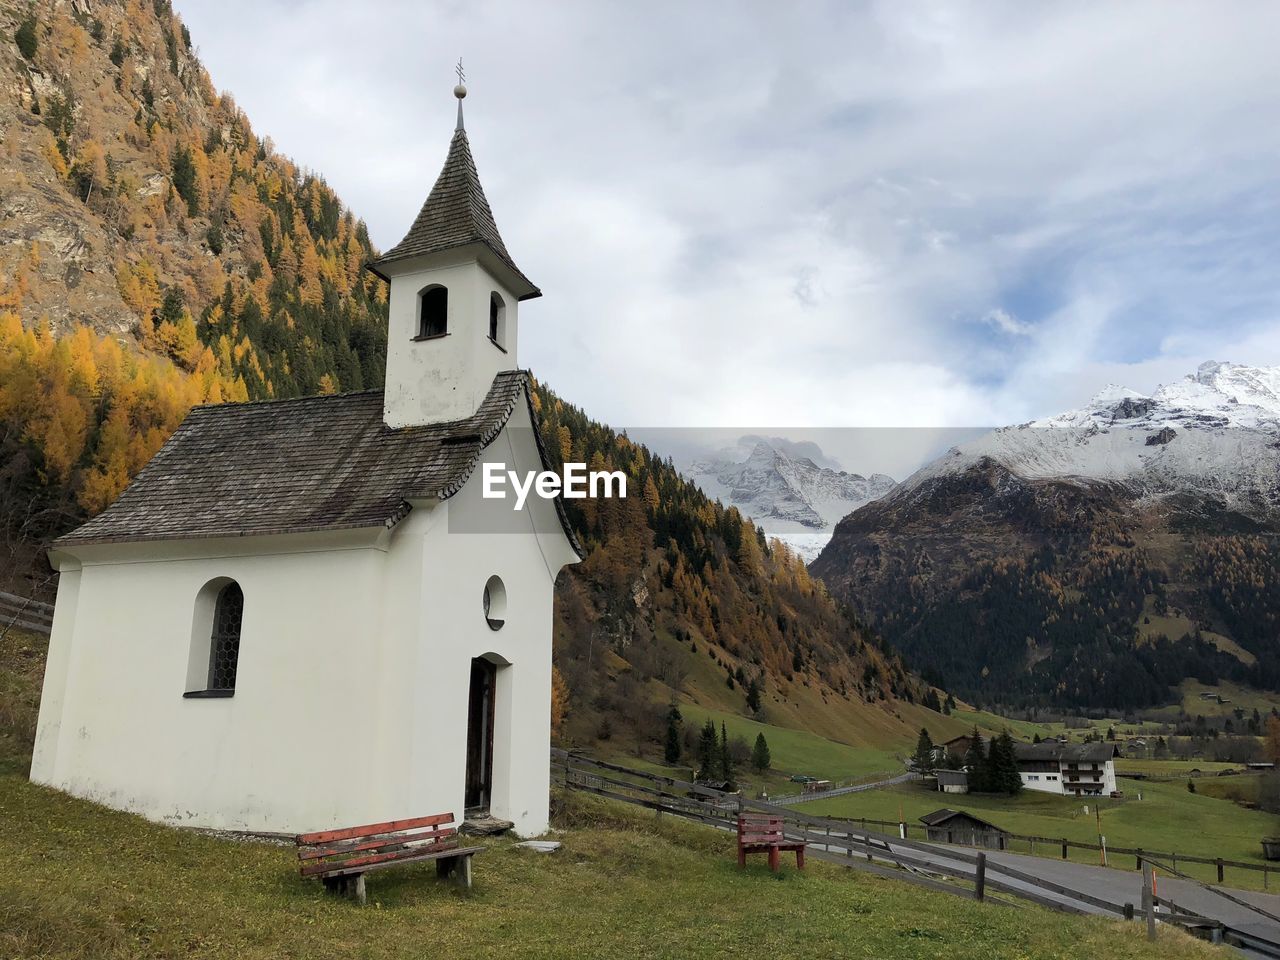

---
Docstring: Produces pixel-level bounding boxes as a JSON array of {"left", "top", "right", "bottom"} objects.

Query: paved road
[{"left": 808, "top": 833, "right": 1280, "bottom": 955}]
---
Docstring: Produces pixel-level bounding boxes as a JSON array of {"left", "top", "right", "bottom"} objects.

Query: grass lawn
[
  {"left": 0, "top": 773, "right": 1221, "bottom": 960},
  {"left": 1175, "top": 680, "right": 1280, "bottom": 719},
  {"left": 1115, "top": 759, "right": 1241, "bottom": 778},
  {"left": 676, "top": 703, "right": 902, "bottom": 788},
  {"left": 801, "top": 776, "right": 1280, "bottom": 890}
]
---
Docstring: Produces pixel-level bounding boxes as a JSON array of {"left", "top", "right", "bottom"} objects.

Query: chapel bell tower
[{"left": 369, "top": 77, "right": 540, "bottom": 428}]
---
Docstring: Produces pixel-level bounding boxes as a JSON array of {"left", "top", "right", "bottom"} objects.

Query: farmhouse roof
[
  {"left": 368, "top": 127, "right": 539, "bottom": 300},
  {"left": 918, "top": 808, "right": 1006, "bottom": 832},
  {"left": 1013, "top": 742, "right": 1116, "bottom": 764},
  {"left": 55, "top": 370, "right": 582, "bottom": 555}
]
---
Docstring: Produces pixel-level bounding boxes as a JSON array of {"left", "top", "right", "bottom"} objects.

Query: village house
[
  {"left": 935, "top": 769, "right": 969, "bottom": 794},
  {"left": 29, "top": 84, "right": 581, "bottom": 838},
  {"left": 1013, "top": 742, "right": 1117, "bottom": 796},
  {"left": 940, "top": 732, "right": 983, "bottom": 762}
]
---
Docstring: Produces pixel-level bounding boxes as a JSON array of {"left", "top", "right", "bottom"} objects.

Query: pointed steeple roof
[{"left": 369, "top": 122, "right": 539, "bottom": 300}]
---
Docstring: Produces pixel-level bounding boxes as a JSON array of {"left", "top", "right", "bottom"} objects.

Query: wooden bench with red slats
[
  {"left": 737, "top": 812, "right": 805, "bottom": 872},
  {"left": 295, "top": 812, "right": 483, "bottom": 903}
]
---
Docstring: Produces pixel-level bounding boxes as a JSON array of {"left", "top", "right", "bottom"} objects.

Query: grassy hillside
[
  {"left": 0, "top": 773, "right": 1220, "bottom": 960},
  {"left": 802, "top": 777, "right": 1280, "bottom": 890}
]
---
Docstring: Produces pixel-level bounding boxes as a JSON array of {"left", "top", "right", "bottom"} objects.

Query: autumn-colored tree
[
  {"left": 1266, "top": 716, "right": 1280, "bottom": 765},
  {"left": 550, "top": 665, "right": 569, "bottom": 739}
]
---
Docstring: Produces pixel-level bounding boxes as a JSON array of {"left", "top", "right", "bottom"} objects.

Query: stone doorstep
[{"left": 461, "top": 814, "right": 515, "bottom": 836}]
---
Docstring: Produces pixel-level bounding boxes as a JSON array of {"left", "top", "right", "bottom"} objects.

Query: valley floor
[
  {"left": 802, "top": 776, "right": 1280, "bottom": 891},
  {"left": 0, "top": 772, "right": 1222, "bottom": 960}
]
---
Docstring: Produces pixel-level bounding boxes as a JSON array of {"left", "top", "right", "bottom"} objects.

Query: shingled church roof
[
  {"left": 56, "top": 371, "right": 581, "bottom": 555},
  {"left": 368, "top": 127, "right": 539, "bottom": 299}
]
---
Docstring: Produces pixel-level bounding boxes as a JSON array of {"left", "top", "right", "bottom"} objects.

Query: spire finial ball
[{"left": 454, "top": 83, "right": 467, "bottom": 99}]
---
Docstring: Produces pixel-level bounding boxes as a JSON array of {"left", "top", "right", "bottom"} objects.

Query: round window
[{"left": 483, "top": 575, "right": 506, "bottom": 631}]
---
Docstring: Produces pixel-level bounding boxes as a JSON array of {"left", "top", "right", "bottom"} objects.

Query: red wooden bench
[
  {"left": 737, "top": 812, "right": 805, "bottom": 872},
  {"left": 296, "top": 812, "right": 483, "bottom": 904}
]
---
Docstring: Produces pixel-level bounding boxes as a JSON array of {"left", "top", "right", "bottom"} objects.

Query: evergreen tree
[
  {"left": 745, "top": 677, "right": 761, "bottom": 714},
  {"left": 14, "top": 16, "right": 37, "bottom": 61},
  {"left": 720, "top": 722, "right": 735, "bottom": 784},
  {"left": 944, "top": 692, "right": 956, "bottom": 715},
  {"left": 696, "top": 719, "right": 718, "bottom": 780},
  {"left": 751, "top": 733, "right": 771, "bottom": 772},
  {"left": 963, "top": 727, "right": 988, "bottom": 792},
  {"left": 663, "top": 705, "right": 682, "bottom": 764},
  {"left": 912, "top": 727, "right": 936, "bottom": 775},
  {"left": 171, "top": 147, "right": 198, "bottom": 215},
  {"left": 988, "top": 732, "right": 1023, "bottom": 795}
]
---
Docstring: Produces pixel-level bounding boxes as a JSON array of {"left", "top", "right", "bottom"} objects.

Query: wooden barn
[{"left": 919, "top": 809, "right": 1008, "bottom": 850}]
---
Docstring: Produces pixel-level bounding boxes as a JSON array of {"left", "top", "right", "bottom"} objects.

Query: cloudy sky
[{"left": 176, "top": 1, "right": 1280, "bottom": 453}]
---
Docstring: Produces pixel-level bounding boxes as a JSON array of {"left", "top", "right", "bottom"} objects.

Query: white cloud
[
  {"left": 983, "top": 308, "right": 1031, "bottom": 337},
  {"left": 173, "top": 0, "right": 1280, "bottom": 451}
]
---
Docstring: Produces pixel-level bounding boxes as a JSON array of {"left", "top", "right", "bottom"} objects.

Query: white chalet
[
  {"left": 1014, "top": 742, "right": 1117, "bottom": 797},
  {"left": 30, "top": 86, "right": 581, "bottom": 838}
]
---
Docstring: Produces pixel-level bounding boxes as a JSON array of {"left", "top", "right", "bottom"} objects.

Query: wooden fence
[
  {"left": 768, "top": 770, "right": 916, "bottom": 805},
  {"left": 804, "top": 811, "right": 1276, "bottom": 889},
  {"left": 0, "top": 591, "right": 53, "bottom": 636},
  {"left": 551, "top": 749, "right": 1280, "bottom": 952}
]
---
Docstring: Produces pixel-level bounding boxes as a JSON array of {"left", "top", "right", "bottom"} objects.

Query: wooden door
[{"left": 465, "top": 658, "right": 497, "bottom": 814}]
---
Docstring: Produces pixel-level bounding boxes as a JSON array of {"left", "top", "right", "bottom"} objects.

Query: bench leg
[
  {"left": 322, "top": 875, "right": 367, "bottom": 905},
  {"left": 436, "top": 855, "right": 473, "bottom": 889},
  {"left": 769, "top": 847, "right": 780, "bottom": 873},
  {"left": 738, "top": 847, "right": 746, "bottom": 868},
  {"left": 796, "top": 847, "right": 805, "bottom": 870},
  {"left": 458, "top": 855, "right": 473, "bottom": 889}
]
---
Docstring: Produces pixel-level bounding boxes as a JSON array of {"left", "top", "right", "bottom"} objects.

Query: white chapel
[{"left": 30, "top": 84, "right": 581, "bottom": 838}]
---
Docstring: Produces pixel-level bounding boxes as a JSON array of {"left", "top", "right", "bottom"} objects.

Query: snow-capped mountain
[
  {"left": 811, "top": 361, "right": 1280, "bottom": 713},
  {"left": 689, "top": 439, "right": 895, "bottom": 561},
  {"left": 902, "top": 361, "right": 1280, "bottom": 519}
]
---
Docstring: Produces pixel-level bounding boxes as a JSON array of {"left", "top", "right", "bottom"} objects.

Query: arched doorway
[{"left": 465, "top": 656, "right": 502, "bottom": 814}]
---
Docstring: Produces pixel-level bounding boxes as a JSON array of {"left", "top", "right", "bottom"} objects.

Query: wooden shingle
[
  {"left": 56, "top": 371, "right": 581, "bottom": 555},
  {"left": 369, "top": 128, "right": 537, "bottom": 298}
]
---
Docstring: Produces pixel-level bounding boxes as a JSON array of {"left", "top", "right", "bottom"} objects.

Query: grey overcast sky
[{"left": 175, "top": 0, "right": 1280, "bottom": 435}]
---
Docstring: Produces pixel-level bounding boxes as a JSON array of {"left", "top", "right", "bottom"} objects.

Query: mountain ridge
[
  {"left": 812, "top": 361, "right": 1280, "bottom": 712},
  {"left": 688, "top": 437, "right": 895, "bottom": 562}
]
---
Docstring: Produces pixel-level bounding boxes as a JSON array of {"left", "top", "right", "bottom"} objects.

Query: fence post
[
  {"left": 974, "top": 852, "right": 987, "bottom": 902},
  {"left": 1142, "top": 860, "right": 1156, "bottom": 942},
  {"left": 1216, "top": 858, "right": 1224, "bottom": 884},
  {"left": 1123, "top": 903, "right": 1134, "bottom": 921},
  {"left": 1135, "top": 848, "right": 1143, "bottom": 871},
  {"left": 1061, "top": 838, "right": 1068, "bottom": 860}
]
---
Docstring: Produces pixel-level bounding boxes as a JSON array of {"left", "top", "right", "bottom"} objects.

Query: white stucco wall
[
  {"left": 1019, "top": 761, "right": 1116, "bottom": 795},
  {"left": 31, "top": 403, "right": 577, "bottom": 838},
  {"left": 381, "top": 250, "right": 520, "bottom": 427}
]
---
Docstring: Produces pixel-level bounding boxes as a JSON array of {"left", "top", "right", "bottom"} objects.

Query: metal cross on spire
[{"left": 453, "top": 58, "right": 467, "bottom": 131}]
